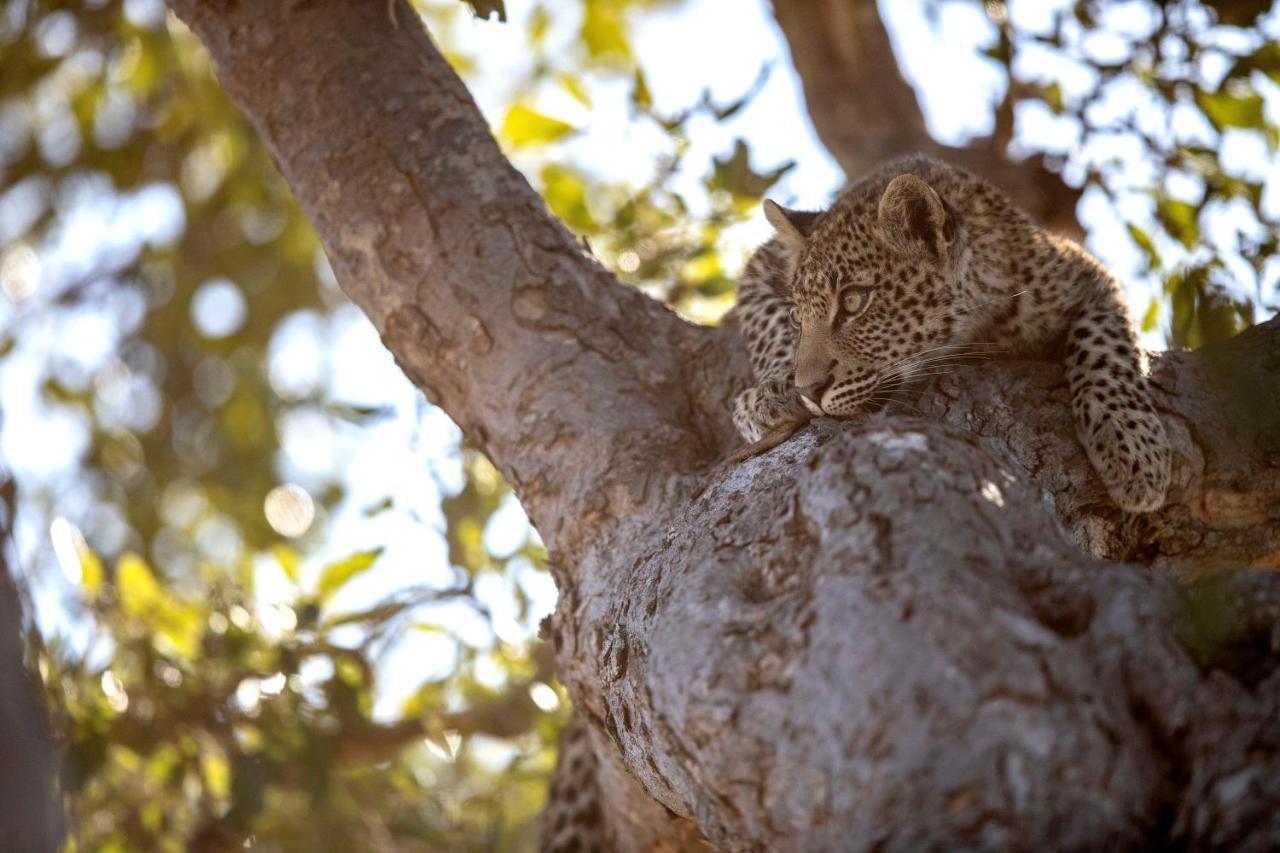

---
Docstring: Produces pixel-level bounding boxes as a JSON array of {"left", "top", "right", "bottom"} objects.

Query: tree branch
[
  {"left": 164, "top": 0, "right": 745, "bottom": 571},
  {"left": 770, "top": 0, "right": 1083, "bottom": 235},
  {"left": 548, "top": 359, "right": 1280, "bottom": 848},
  {"left": 911, "top": 317, "right": 1280, "bottom": 570}
]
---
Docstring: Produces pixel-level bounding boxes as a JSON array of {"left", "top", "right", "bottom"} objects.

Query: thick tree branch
[
  {"left": 911, "top": 317, "right": 1280, "bottom": 570},
  {"left": 164, "top": 0, "right": 743, "bottom": 570},
  {"left": 550, "top": 375, "right": 1280, "bottom": 849},
  {"left": 770, "top": 0, "right": 1083, "bottom": 235}
]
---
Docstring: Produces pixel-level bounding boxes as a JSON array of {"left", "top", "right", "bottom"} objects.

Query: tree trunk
[
  {"left": 769, "top": 0, "right": 1084, "bottom": 236},
  {"left": 165, "top": 2, "right": 1280, "bottom": 849},
  {"left": 0, "top": 476, "right": 65, "bottom": 849}
]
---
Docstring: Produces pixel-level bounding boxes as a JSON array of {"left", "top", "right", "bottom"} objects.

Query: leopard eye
[
  {"left": 788, "top": 306, "right": 800, "bottom": 329},
  {"left": 840, "top": 286, "right": 873, "bottom": 318}
]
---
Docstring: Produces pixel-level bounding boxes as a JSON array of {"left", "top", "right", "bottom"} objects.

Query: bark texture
[
  {"left": 770, "top": 0, "right": 1084, "bottom": 236},
  {"left": 166, "top": 1, "right": 1280, "bottom": 849},
  {"left": 0, "top": 478, "right": 64, "bottom": 849}
]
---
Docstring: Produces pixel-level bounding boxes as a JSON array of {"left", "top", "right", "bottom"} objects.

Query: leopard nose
[{"left": 798, "top": 376, "right": 832, "bottom": 405}]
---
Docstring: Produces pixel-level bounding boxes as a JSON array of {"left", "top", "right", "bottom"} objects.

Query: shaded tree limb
[
  {"left": 165, "top": 2, "right": 1280, "bottom": 849},
  {"left": 769, "top": 0, "right": 1083, "bottom": 236},
  {"left": 0, "top": 475, "right": 64, "bottom": 849}
]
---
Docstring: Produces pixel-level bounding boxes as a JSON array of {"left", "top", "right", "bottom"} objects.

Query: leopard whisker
[
  {"left": 881, "top": 361, "right": 965, "bottom": 382},
  {"left": 860, "top": 392, "right": 925, "bottom": 417},
  {"left": 891, "top": 354, "right": 990, "bottom": 373},
  {"left": 882, "top": 346, "right": 1004, "bottom": 374},
  {"left": 880, "top": 342, "right": 1005, "bottom": 373}
]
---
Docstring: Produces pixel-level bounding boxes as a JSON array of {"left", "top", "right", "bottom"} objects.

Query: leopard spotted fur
[{"left": 541, "top": 715, "right": 610, "bottom": 852}]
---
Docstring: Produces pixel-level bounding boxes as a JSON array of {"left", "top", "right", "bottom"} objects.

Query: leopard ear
[
  {"left": 763, "top": 199, "right": 818, "bottom": 254},
  {"left": 877, "top": 174, "right": 953, "bottom": 263}
]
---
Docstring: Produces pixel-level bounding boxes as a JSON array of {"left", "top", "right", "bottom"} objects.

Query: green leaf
[
  {"left": 527, "top": 5, "right": 550, "bottom": 42},
  {"left": 115, "top": 553, "right": 202, "bottom": 658},
  {"left": 1166, "top": 268, "right": 1198, "bottom": 349},
  {"left": 1225, "top": 43, "right": 1280, "bottom": 85},
  {"left": 41, "top": 378, "right": 86, "bottom": 405},
  {"left": 1038, "top": 81, "right": 1064, "bottom": 114},
  {"left": 461, "top": 0, "right": 506, "bottom": 22},
  {"left": 1195, "top": 87, "right": 1265, "bottom": 132},
  {"left": 200, "top": 746, "right": 231, "bottom": 800},
  {"left": 316, "top": 548, "right": 383, "bottom": 600},
  {"left": 117, "top": 553, "right": 164, "bottom": 618},
  {"left": 1140, "top": 298, "right": 1160, "bottom": 333},
  {"left": 361, "top": 496, "right": 394, "bottom": 517},
  {"left": 1163, "top": 263, "right": 1247, "bottom": 349},
  {"left": 272, "top": 544, "right": 301, "bottom": 583},
  {"left": 580, "top": 3, "right": 630, "bottom": 60},
  {"left": 982, "top": 43, "right": 1010, "bottom": 64},
  {"left": 499, "top": 105, "right": 577, "bottom": 147},
  {"left": 707, "top": 140, "right": 794, "bottom": 201},
  {"left": 539, "top": 163, "right": 597, "bottom": 231},
  {"left": 631, "top": 68, "right": 651, "bottom": 110},
  {"left": 1126, "top": 223, "right": 1159, "bottom": 269},
  {"left": 557, "top": 71, "right": 591, "bottom": 107},
  {"left": 1155, "top": 198, "right": 1199, "bottom": 250}
]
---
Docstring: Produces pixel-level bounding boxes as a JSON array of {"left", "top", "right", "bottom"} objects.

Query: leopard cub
[{"left": 728, "top": 155, "right": 1171, "bottom": 513}]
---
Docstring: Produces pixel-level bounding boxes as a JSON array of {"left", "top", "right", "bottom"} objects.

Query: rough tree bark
[
  {"left": 0, "top": 476, "right": 64, "bottom": 849},
  {"left": 166, "top": 1, "right": 1280, "bottom": 850},
  {"left": 770, "top": 0, "right": 1084, "bottom": 236}
]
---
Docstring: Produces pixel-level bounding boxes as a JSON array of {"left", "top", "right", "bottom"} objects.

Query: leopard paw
[
  {"left": 733, "top": 378, "right": 809, "bottom": 443},
  {"left": 1081, "top": 408, "right": 1171, "bottom": 513}
]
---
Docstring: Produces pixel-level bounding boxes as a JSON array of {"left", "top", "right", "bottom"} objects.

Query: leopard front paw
[
  {"left": 1081, "top": 408, "right": 1172, "bottom": 513},
  {"left": 733, "top": 378, "right": 810, "bottom": 443}
]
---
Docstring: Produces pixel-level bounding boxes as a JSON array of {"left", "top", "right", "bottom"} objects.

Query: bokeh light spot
[
  {"left": 50, "top": 516, "right": 87, "bottom": 583},
  {"left": 1, "top": 243, "right": 41, "bottom": 301},
  {"left": 190, "top": 278, "right": 247, "bottom": 338},
  {"left": 264, "top": 483, "right": 315, "bottom": 538},
  {"left": 529, "top": 682, "right": 560, "bottom": 711}
]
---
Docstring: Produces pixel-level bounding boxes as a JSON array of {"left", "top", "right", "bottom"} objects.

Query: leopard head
[{"left": 764, "top": 172, "right": 967, "bottom": 418}]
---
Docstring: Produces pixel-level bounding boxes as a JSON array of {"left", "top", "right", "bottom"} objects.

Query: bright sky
[{"left": 4, "top": 0, "right": 1279, "bottom": 740}]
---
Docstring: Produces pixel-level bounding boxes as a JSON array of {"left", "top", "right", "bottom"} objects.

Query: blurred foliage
[
  {"left": 506, "top": 1, "right": 788, "bottom": 314},
  {"left": 41, "top": 528, "right": 558, "bottom": 850},
  {"left": 0, "top": 0, "right": 1276, "bottom": 850},
  {"left": 961, "top": 0, "right": 1279, "bottom": 345}
]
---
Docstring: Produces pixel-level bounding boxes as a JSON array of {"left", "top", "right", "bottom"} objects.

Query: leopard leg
[
  {"left": 542, "top": 713, "right": 609, "bottom": 852},
  {"left": 1064, "top": 281, "right": 1171, "bottom": 512},
  {"left": 726, "top": 241, "right": 809, "bottom": 446}
]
